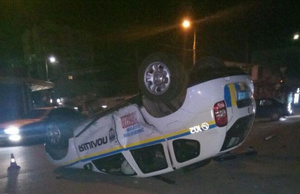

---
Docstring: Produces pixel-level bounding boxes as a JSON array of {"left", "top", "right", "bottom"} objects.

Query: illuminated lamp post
[
  {"left": 182, "top": 19, "right": 196, "bottom": 65},
  {"left": 45, "top": 56, "right": 56, "bottom": 81}
]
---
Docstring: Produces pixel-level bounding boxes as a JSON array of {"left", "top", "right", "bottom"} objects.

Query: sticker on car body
[{"left": 224, "top": 82, "right": 252, "bottom": 108}]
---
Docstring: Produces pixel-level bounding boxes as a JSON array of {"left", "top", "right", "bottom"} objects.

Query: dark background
[{"left": 1, "top": 0, "right": 299, "bottom": 74}]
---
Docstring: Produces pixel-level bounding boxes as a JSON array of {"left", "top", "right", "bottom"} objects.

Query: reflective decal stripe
[
  {"left": 224, "top": 86, "right": 232, "bottom": 107},
  {"left": 228, "top": 84, "right": 237, "bottom": 107},
  {"left": 165, "top": 128, "right": 190, "bottom": 140},
  {"left": 62, "top": 120, "right": 217, "bottom": 167},
  {"left": 238, "top": 82, "right": 245, "bottom": 91},
  {"left": 224, "top": 83, "right": 247, "bottom": 107}
]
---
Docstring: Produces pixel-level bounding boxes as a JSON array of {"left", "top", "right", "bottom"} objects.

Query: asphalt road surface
[{"left": 1, "top": 115, "right": 300, "bottom": 194}]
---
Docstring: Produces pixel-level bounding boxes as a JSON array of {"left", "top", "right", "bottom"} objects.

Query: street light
[
  {"left": 182, "top": 20, "right": 190, "bottom": 28},
  {"left": 293, "top": 33, "right": 299, "bottom": 40},
  {"left": 45, "top": 56, "right": 56, "bottom": 81},
  {"left": 182, "top": 19, "right": 196, "bottom": 64}
]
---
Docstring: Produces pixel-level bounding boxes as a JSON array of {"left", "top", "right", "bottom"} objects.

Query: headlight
[
  {"left": 9, "top": 135, "right": 21, "bottom": 141},
  {"left": 4, "top": 126, "right": 20, "bottom": 135}
]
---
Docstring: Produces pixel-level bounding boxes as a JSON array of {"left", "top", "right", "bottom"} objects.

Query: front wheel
[
  {"left": 46, "top": 123, "right": 67, "bottom": 146},
  {"left": 45, "top": 120, "right": 72, "bottom": 160}
]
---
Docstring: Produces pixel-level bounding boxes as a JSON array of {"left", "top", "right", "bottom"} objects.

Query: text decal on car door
[
  {"left": 121, "top": 112, "right": 138, "bottom": 128},
  {"left": 189, "top": 122, "right": 210, "bottom": 134},
  {"left": 121, "top": 112, "right": 144, "bottom": 138},
  {"left": 78, "top": 136, "right": 108, "bottom": 152}
]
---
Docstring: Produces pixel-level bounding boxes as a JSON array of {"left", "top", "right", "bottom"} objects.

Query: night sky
[{"left": 0, "top": 0, "right": 299, "bottom": 65}]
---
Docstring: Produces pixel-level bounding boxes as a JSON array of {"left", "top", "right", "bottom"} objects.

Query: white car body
[{"left": 46, "top": 74, "right": 255, "bottom": 177}]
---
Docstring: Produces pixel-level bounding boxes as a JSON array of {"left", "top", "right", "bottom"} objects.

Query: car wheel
[
  {"left": 138, "top": 52, "right": 187, "bottom": 103},
  {"left": 188, "top": 56, "right": 232, "bottom": 86},
  {"left": 45, "top": 120, "right": 72, "bottom": 160},
  {"left": 46, "top": 123, "right": 64, "bottom": 146}
]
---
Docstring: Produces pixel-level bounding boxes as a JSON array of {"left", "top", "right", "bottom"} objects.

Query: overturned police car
[{"left": 45, "top": 53, "right": 255, "bottom": 177}]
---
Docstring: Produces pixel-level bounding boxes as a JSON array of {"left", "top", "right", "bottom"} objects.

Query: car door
[
  {"left": 74, "top": 104, "right": 173, "bottom": 177},
  {"left": 111, "top": 104, "right": 174, "bottom": 177},
  {"left": 73, "top": 113, "right": 126, "bottom": 172}
]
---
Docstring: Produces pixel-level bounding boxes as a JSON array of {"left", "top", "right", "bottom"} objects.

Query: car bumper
[{"left": 220, "top": 114, "right": 255, "bottom": 152}]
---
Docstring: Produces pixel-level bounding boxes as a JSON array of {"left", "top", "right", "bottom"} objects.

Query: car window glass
[
  {"left": 173, "top": 139, "right": 200, "bottom": 163},
  {"left": 130, "top": 144, "right": 168, "bottom": 174},
  {"left": 260, "top": 99, "right": 273, "bottom": 106},
  {"left": 92, "top": 153, "right": 136, "bottom": 176}
]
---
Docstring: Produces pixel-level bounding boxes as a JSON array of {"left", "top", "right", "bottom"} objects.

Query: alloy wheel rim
[
  {"left": 144, "top": 62, "right": 171, "bottom": 95},
  {"left": 47, "top": 124, "right": 61, "bottom": 144}
]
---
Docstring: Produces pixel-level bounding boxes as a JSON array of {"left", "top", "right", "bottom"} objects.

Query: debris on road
[
  {"left": 264, "top": 134, "right": 277, "bottom": 141},
  {"left": 154, "top": 175, "right": 176, "bottom": 184},
  {"left": 214, "top": 147, "right": 257, "bottom": 162}
]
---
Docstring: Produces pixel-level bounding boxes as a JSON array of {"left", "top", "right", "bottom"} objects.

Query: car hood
[{"left": 0, "top": 119, "right": 43, "bottom": 129}]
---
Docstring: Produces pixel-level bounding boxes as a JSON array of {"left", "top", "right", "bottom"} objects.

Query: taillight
[{"left": 214, "top": 101, "right": 228, "bottom": 127}]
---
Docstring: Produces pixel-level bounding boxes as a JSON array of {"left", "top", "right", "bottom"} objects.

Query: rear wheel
[
  {"left": 138, "top": 53, "right": 187, "bottom": 103},
  {"left": 188, "top": 56, "right": 233, "bottom": 87}
]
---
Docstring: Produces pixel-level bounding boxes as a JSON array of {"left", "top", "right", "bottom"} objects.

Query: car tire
[
  {"left": 188, "top": 56, "right": 233, "bottom": 86},
  {"left": 45, "top": 119, "right": 73, "bottom": 160},
  {"left": 138, "top": 52, "right": 187, "bottom": 103}
]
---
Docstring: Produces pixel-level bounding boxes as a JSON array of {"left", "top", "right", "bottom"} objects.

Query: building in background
[{"left": 225, "top": 61, "right": 299, "bottom": 107}]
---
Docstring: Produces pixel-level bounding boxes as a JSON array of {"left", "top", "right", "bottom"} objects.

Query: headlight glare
[
  {"left": 9, "top": 135, "right": 21, "bottom": 141},
  {"left": 4, "top": 126, "right": 20, "bottom": 135}
]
